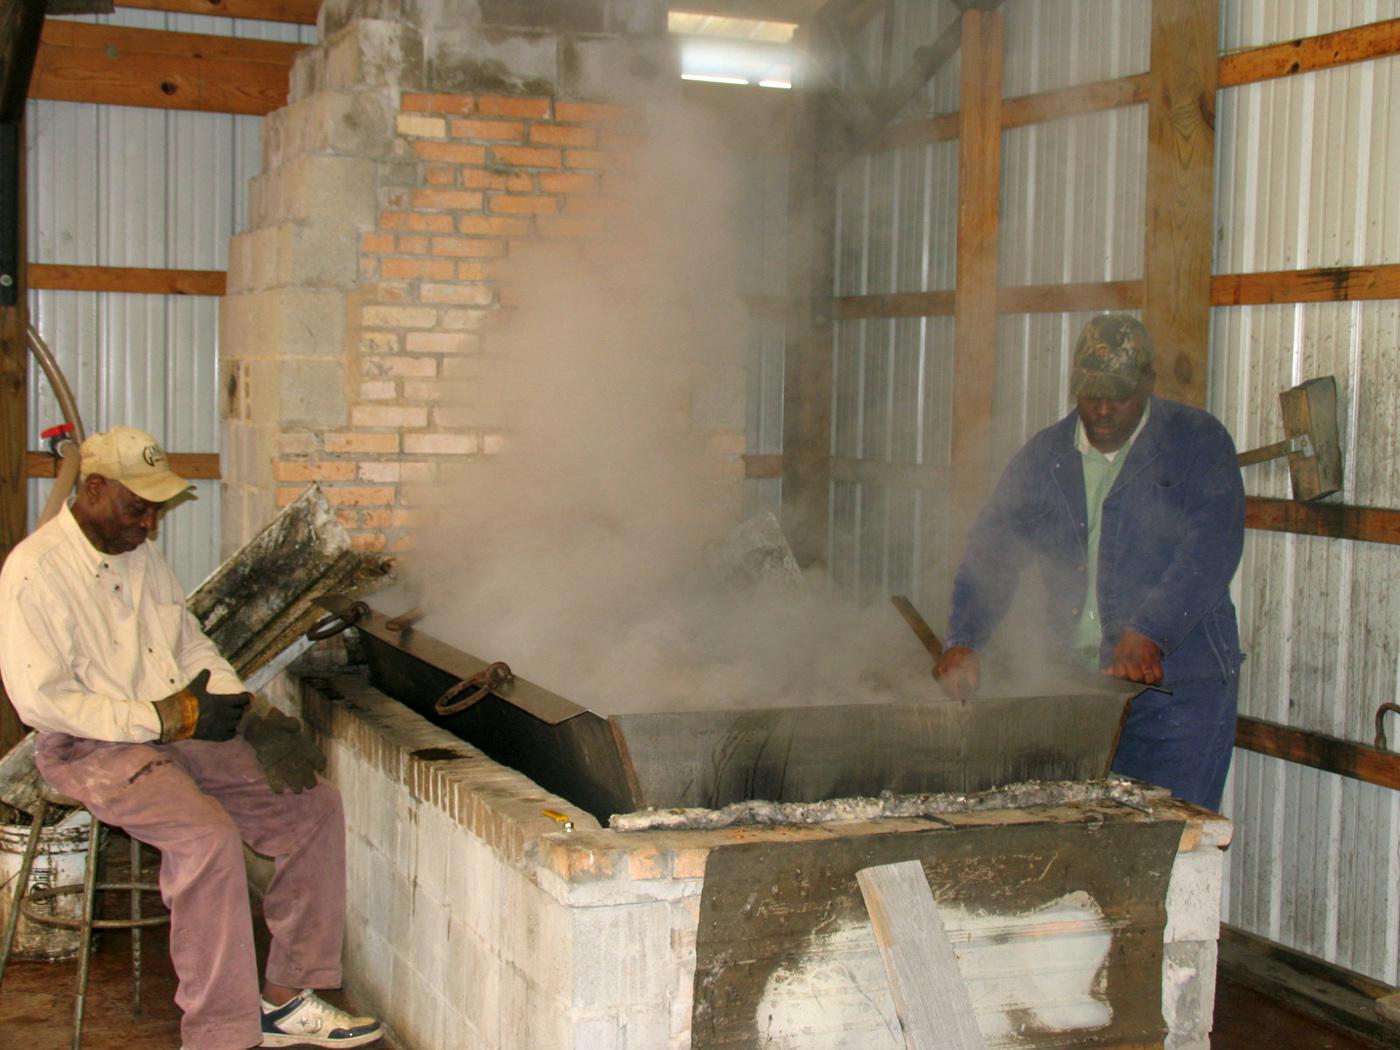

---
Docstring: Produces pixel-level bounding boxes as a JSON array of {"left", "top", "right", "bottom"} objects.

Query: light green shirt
[{"left": 1069, "top": 404, "right": 1150, "bottom": 670}]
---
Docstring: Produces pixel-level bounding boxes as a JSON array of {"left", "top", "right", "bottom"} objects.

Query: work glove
[
  {"left": 241, "top": 707, "right": 326, "bottom": 794},
  {"left": 153, "top": 669, "right": 252, "bottom": 743}
]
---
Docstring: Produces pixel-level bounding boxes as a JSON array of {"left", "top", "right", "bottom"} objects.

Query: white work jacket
[{"left": 0, "top": 504, "right": 243, "bottom": 742}]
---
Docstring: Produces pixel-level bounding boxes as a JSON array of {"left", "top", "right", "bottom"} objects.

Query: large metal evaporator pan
[{"left": 317, "top": 596, "right": 1139, "bottom": 824}]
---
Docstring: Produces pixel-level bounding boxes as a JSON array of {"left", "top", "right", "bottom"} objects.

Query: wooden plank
[
  {"left": 1245, "top": 495, "right": 1400, "bottom": 546},
  {"left": 834, "top": 289, "right": 954, "bottom": 320},
  {"left": 29, "top": 262, "right": 227, "bottom": 296},
  {"left": 25, "top": 449, "right": 221, "bottom": 480},
  {"left": 1220, "top": 17, "right": 1400, "bottom": 88},
  {"left": 116, "top": 0, "right": 320, "bottom": 23},
  {"left": 949, "top": 8, "right": 1002, "bottom": 513},
  {"left": 1212, "top": 264, "right": 1400, "bottom": 306},
  {"left": 1235, "top": 715, "right": 1400, "bottom": 790},
  {"left": 1143, "top": 0, "right": 1217, "bottom": 408},
  {"left": 1220, "top": 926, "right": 1400, "bottom": 1048},
  {"left": 998, "top": 280, "right": 1143, "bottom": 314},
  {"left": 857, "top": 860, "right": 988, "bottom": 1050},
  {"left": 0, "top": 118, "right": 27, "bottom": 754},
  {"left": 742, "top": 453, "right": 782, "bottom": 480},
  {"left": 31, "top": 20, "right": 301, "bottom": 116},
  {"left": 1002, "top": 74, "right": 1148, "bottom": 129}
]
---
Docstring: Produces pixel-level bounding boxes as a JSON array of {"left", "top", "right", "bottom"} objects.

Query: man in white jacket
[{"left": 0, "top": 426, "right": 380, "bottom": 1050}]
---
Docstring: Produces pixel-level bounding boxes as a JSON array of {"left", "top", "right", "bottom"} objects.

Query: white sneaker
[{"left": 259, "top": 989, "right": 382, "bottom": 1048}]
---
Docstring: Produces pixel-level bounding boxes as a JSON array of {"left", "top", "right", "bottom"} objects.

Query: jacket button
[{"left": 1071, "top": 607, "right": 1080, "bottom": 616}]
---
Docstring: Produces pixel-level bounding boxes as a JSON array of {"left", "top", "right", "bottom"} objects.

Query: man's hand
[
  {"left": 241, "top": 708, "right": 326, "bottom": 793},
  {"left": 934, "top": 646, "right": 980, "bottom": 702},
  {"left": 153, "top": 669, "right": 251, "bottom": 743},
  {"left": 1104, "top": 629, "right": 1163, "bottom": 685}
]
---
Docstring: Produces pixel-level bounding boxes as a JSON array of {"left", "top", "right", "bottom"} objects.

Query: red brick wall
[{"left": 273, "top": 94, "right": 628, "bottom": 553}]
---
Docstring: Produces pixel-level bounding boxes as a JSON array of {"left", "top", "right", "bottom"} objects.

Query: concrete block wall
[{"left": 293, "top": 673, "right": 1231, "bottom": 1050}]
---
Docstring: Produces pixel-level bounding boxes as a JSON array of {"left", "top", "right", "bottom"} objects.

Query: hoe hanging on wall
[{"left": 1236, "top": 376, "right": 1343, "bottom": 502}]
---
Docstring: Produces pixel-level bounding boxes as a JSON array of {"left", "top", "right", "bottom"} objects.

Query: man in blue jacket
[{"left": 935, "top": 314, "right": 1245, "bottom": 811}]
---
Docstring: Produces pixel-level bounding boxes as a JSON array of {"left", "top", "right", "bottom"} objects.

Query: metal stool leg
[
  {"left": 69, "top": 808, "right": 102, "bottom": 1050},
  {"left": 129, "top": 834, "right": 143, "bottom": 1014},
  {"left": 0, "top": 795, "right": 49, "bottom": 984}
]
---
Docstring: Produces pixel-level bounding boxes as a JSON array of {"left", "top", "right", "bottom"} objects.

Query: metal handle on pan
[
  {"left": 434, "top": 661, "right": 514, "bottom": 717},
  {"left": 306, "top": 601, "right": 369, "bottom": 641}
]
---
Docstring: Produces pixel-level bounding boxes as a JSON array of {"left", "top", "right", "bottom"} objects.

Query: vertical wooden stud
[
  {"left": 950, "top": 9, "right": 1003, "bottom": 517},
  {"left": 1144, "top": 0, "right": 1218, "bottom": 406}
]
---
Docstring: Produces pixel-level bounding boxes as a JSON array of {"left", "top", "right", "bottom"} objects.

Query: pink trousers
[{"left": 36, "top": 733, "right": 346, "bottom": 1050}]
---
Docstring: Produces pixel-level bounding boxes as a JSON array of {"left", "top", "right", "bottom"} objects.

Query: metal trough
[{"left": 315, "top": 596, "right": 1139, "bottom": 824}]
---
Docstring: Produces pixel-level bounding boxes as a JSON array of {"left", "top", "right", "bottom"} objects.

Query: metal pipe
[
  {"left": 36, "top": 440, "right": 80, "bottom": 528},
  {"left": 26, "top": 324, "right": 85, "bottom": 443}
]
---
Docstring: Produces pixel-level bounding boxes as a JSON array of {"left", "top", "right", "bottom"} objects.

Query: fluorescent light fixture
[
  {"left": 757, "top": 79, "right": 792, "bottom": 89},
  {"left": 681, "top": 73, "right": 752, "bottom": 85}
]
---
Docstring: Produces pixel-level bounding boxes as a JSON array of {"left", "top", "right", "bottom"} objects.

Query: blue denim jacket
[{"left": 947, "top": 397, "right": 1245, "bottom": 684}]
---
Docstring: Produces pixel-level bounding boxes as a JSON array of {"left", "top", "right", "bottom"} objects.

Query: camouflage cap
[{"left": 1070, "top": 314, "right": 1154, "bottom": 400}]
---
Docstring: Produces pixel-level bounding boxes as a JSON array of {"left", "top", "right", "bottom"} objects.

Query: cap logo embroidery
[{"left": 142, "top": 444, "right": 165, "bottom": 467}]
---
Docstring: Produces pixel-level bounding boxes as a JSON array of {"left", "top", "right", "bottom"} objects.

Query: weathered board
[{"left": 692, "top": 813, "right": 1182, "bottom": 1049}]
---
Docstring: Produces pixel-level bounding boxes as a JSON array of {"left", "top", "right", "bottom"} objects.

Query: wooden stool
[{"left": 0, "top": 782, "right": 169, "bottom": 1050}]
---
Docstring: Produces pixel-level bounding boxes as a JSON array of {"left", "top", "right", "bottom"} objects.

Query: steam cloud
[{"left": 401, "top": 96, "right": 935, "bottom": 715}]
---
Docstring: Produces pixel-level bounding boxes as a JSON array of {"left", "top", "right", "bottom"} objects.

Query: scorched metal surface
[{"left": 317, "top": 596, "right": 1140, "bottom": 823}]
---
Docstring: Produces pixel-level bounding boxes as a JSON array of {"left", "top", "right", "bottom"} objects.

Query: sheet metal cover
[{"left": 316, "top": 596, "right": 586, "bottom": 726}]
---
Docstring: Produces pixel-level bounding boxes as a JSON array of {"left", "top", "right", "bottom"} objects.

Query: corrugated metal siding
[
  {"left": 22, "top": 10, "right": 314, "bottom": 588},
  {"left": 1212, "top": 3, "right": 1400, "bottom": 982},
  {"left": 827, "top": 0, "right": 1400, "bottom": 986}
]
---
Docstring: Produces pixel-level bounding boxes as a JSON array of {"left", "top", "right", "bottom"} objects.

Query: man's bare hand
[
  {"left": 1104, "top": 629, "right": 1163, "bottom": 685},
  {"left": 934, "top": 646, "right": 980, "bottom": 701}
]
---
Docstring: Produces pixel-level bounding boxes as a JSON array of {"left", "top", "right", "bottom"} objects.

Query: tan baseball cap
[{"left": 80, "top": 427, "right": 192, "bottom": 503}]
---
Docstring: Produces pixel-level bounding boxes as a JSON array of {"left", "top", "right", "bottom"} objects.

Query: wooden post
[
  {"left": 949, "top": 9, "right": 1003, "bottom": 519},
  {"left": 781, "top": 37, "right": 839, "bottom": 569},
  {"left": 1143, "top": 0, "right": 1218, "bottom": 406},
  {"left": 0, "top": 117, "right": 28, "bottom": 751}
]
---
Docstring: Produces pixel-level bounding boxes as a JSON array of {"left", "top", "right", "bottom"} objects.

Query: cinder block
[
  {"left": 1164, "top": 847, "right": 1224, "bottom": 943},
  {"left": 428, "top": 29, "right": 560, "bottom": 95},
  {"left": 561, "top": 36, "right": 678, "bottom": 101},
  {"left": 324, "top": 19, "right": 425, "bottom": 93},
  {"left": 1161, "top": 939, "right": 1218, "bottom": 1043},
  {"left": 277, "top": 223, "right": 362, "bottom": 289}
]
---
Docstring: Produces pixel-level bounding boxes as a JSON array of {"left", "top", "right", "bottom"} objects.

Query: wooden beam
[
  {"left": 834, "top": 289, "right": 954, "bottom": 320},
  {"left": 948, "top": 7, "right": 1002, "bottom": 514},
  {"left": 742, "top": 453, "right": 783, "bottom": 479},
  {"left": 115, "top": 0, "right": 320, "bottom": 23},
  {"left": 31, "top": 20, "right": 301, "bottom": 116},
  {"left": 871, "top": 20, "right": 1400, "bottom": 156},
  {"left": 1219, "top": 17, "right": 1400, "bottom": 88},
  {"left": 28, "top": 263, "right": 226, "bottom": 296},
  {"left": 1212, "top": 264, "right": 1400, "bottom": 306},
  {"left": 25, "top": 450, "right": 221, "bottom": 480},
  {"left": 1142, "top": 0, "right": 1217, "bottom": 408},
  {"left": 1235, "top": 715, "right": 1400, "bottom": 791},
  {"left": 1245, "top": 496, "right": 1400, "bottom": 546},
  {"left": 780, "top": 75, "right": 838, "bottom": 567},
  {"left": 0, "top": 119, "right": 26, "bottom": 753},
  {"left": 998, "top": 280, "right": 1143, "bottom": 314},
  {"left": 1002, "top": 74, "right": 1148, "bottom": 130}
]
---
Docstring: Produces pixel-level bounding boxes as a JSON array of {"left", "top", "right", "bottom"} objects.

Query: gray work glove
[
  {"left": 153, "top": 669, "right": 252, "bottom": 743},
  {"left": 241, "top": 708, "right": 327, "bottom": 793}
]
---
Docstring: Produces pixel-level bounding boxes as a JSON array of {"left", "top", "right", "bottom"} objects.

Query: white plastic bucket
[{"left": 0, "top": 809, "right": 103, "bottom": 961}]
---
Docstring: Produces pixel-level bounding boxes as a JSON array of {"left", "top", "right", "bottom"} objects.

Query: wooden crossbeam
[
  {"left": 25, "top": 450, "right": 220, "bottom": 479},
  {"left": 28, "top": 263, "right": 226, "bottom": 296},
  {"left": 1213, "top": 264, "right": 1400, "bottom": 306},
  {"left": 31, "top": 19, "right": 301, "bottom": 116},
  {"left": 1245, "top": 496, "right": 1400, "bottom": 546},
  {"left": 1235, "top": 715, "right": 1400, "bottom": 791},
  {"left": 1219, "top": 16, "right": 1400, "bottom": 87},
  {"left": 872, "top": 19, "right": 1400, "bottom": 155},
  {"left": 115, "top": 0, "right": 320, "bottom": 23}
]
